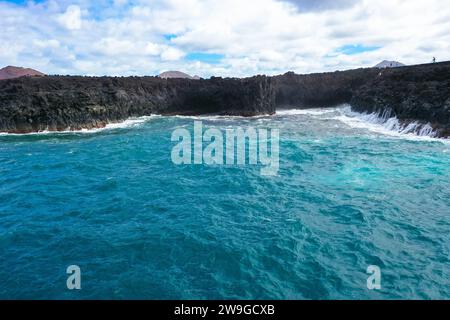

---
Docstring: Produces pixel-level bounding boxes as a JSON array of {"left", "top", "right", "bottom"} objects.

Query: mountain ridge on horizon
[
  {"left": 3, "top": 60, "right": 449, "bottom": 80},
  {"left": 0, "top": 66, "right": 45, "bottom": 80},
  {"left": 158, "top": 71, "right": 201, "bottom": 80},
  {"left": 374, "top": 60, "right": 406, "bottom": 68}
]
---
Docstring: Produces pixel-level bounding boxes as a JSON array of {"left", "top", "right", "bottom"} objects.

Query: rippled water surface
[{"left": 0, "top": 107, "right": 449, "bottom": 299}]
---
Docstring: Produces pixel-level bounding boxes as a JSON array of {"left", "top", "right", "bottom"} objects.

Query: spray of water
[{"left": 339, "top": 105, "right": 439, "bottom": 138}]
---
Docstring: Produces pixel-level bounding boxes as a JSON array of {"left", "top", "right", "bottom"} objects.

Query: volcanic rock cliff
[
  {"left": 350, "top": 62, "right": 450, "bottom": 137},
  {"left": 0, "top": 62, "right": 449, "bottom": 137},
  {"left": 0, "top": 76, "right": 274, "bottom": 133},
  {"left": 273, "top": 62, "right": 450, "bottom": 137},
  {"left": 273, "top": 68, "right": 380, "bottom": 108}
]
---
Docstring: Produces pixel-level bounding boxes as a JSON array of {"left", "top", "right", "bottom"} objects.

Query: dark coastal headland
[{"left": 0, "top": 61, "right": 449, "bottom": 137}]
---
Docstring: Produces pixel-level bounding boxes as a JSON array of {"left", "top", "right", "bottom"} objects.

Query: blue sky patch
[
  {"left": 163, "top": 34, "right": 177, "bottom": 41},
  {"left": 186, "top": 52, "right": 224, "bottom": 64},
  {"left": 338, "top": 44, "right": 381, "bottom": 55},
  {"left": 2, "top": 0, "right": 46, "bottom": 4}
]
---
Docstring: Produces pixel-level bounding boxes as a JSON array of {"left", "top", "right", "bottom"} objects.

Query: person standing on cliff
[{"left": 432, "top": 57, "right": 436, "bottom": 63}]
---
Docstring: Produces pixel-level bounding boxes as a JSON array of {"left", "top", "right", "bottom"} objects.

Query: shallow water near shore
[{"left": 0, "top": 106, "right": 449, "bottom": 299}]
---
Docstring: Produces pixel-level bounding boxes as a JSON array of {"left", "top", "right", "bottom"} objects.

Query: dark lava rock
[
  {"left": 273, "top": 62, "right": 450, "bottom": 138},
  {"left": 1, "top": 62, "right": 449, "bottom": 137},
  {"left": 350, "top": 62, "right": 450, "bottom": 137},
  {"left": 273, "top": 68, "right": 380, "bottom": 108},
  {"left": 0, "top": 75, "right": 275, "bottom": 133}
]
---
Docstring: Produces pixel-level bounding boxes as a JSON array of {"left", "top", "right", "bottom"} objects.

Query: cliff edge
[
  {"left": 0, "top": 76, "right": 274, "bottom": 133},
  {"left": 0, "top": 62, "right": 449, "bottom": 137}
]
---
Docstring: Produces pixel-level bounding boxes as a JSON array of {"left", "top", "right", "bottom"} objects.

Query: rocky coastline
[
  {"left": 0, "top": 62, "right": 449, "bottom": 137},
  {"left": 349, "top": 62, "right": 450, "bottom": 138},
  {"left": 0, "top": 75, "right": 274, "bottom": 133}
]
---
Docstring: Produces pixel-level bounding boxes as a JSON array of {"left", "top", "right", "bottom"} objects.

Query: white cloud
[
  {"left": 145, "top": 42, "right": 163, "bottom": 56},
  {"left": 0, "top": 0, "right": 449, "bottom": 77},
  {"left": 57, "top": 5, "right": 82, "bottom": 30},
  {"left": 160, "top": 47, "right": 185, "bottom": 61}
]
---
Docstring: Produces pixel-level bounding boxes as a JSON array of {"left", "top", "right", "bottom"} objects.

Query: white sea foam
[
  {"left": 0, "top": 113, "right": 271, "bottom": 136},
  {"left": 172, "top": 114, "right": 273, "bottom": 121},
  {"left": 2, "top": 105, "right": 447, "bottom": 143},
  {"left": 276, "top": 108, "right": 338, "bottom": 116},
  {"left": 0, "top": 115, "right": 159, "bottom": 136},
  {"left": 275, "top": 105, "right": 448, "bottom": 143},
  {"left": 331, "top": 105, "right": 447, "bottom": 142}
]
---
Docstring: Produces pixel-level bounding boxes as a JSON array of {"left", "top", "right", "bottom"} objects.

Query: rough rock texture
[
  {"left": 1, "top": 62, "right": 449, "bottom": 137},
  {"left": 0, "top": 75, "right": 274, "bottom": 133},
  {"left": 273, "top": 62, "right": 450, "bottom": 137},
  {"left": 273, "top": 68, "right": 380, "bottom": 108},
  {"left": 350, "top": 62, "right": 450, "bottom": 137}
]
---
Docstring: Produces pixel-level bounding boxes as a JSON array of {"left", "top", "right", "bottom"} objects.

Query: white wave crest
[
  {"left": 275, "top": 105, "right": 447, "bottom": 142},
  {"left": 333, "top": 105, "right": 445, "bottom": 141},
  {"left": 276, "top": 108, "right": 338, "bottom": 116},
  {"left": 172, "top": 114, "right": 273, "bottom": 121},
  {"left": 0, "top": 115, "right": 159, "bottom": 136}
]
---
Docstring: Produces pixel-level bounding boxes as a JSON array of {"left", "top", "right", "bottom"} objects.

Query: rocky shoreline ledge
[
  {"left": 0, "top": 62, "right": 449, "bottom": 137},
  {"left": 0, "top": 76, "right": 274, "bottom": 133},
  {"left": 350, "top": 62, "right": 450, "bottom": 138}
]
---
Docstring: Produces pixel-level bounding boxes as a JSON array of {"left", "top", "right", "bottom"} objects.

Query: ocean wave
[
  {"left": 172, "top": 113, "right": 273, "bottom": 121},
  {"left": 0, "top": 115, "right": 159, "bottom": 136},
  {"left": 276, "top": 108, "right": 339, "bottom": 116},
  {"left": 275, "top": 105, "right": 448, "bottom": 143},
  {"left": 331, "top": 105, "right": 448, "bottom": 142}
]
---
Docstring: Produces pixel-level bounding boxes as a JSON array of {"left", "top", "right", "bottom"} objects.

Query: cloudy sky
[{"left": 1, "top": 0, "right": 449, "bottom": 77}]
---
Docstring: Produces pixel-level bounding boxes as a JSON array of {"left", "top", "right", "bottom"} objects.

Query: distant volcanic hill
[
  {"left": 374, "top": 60, "right": 405, "bottom": 68},
  {"left": 0, "top": 66, "right": 45, "bottom": 80},
  {"left": 159, "top": 71, "right": 200, "bottom": 80}
]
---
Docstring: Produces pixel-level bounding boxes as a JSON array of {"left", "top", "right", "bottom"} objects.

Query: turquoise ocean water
[{"left": 0, "top": 106, "right": 449, "bottom": 299}]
